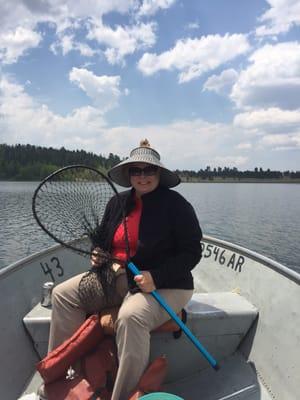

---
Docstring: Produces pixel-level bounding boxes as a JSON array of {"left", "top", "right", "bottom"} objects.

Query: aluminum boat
[{"left": 0, "top": 235, "right": 299, "bottom": 400}]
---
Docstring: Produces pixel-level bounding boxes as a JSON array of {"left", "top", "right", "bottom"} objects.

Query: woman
[{"left": 44, "top": 139, "right": 202, "bottom": 400}]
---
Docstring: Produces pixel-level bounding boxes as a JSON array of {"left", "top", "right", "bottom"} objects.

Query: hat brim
[{"left": 108, "top": 158, "right": 180, "bottom": 188}]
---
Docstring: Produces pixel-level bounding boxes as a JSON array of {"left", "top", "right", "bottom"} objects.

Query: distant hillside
[{"left": 0, "top": 144, "right": 122, "bottom": 180}]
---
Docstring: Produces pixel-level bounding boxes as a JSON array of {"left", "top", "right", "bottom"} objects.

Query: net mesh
[
  {"left": 33, "top": 166, "right": 120, "bottom": 306},
  {"left": 33, "top": 166, "right": 116, "bottom": 254},
  {"left": 78, "top": 268, "right": 116, "bottom": 313},
  {"left": 78, "top": 248, "right": 120, "bottom": 312}
]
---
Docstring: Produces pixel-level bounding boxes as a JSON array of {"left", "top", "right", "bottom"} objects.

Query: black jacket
[{"left": 94, "top": 186, "right": 202, "bottom": 293}]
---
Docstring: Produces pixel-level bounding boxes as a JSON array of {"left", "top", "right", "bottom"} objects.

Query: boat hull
[
  {"left": 195, "top": 236, "right": 300, "bottom": 400},
  {"left": 0, "top": 236, "right": 299, "bottom": 400}
]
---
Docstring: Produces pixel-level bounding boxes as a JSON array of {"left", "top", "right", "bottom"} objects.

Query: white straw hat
[{"left": 108, "top": 139, "right": 180, "bottom": 188}]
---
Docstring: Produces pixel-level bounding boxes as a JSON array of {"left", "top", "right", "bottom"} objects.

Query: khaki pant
[{"left": 49, "top": 272, "right": 193, "bottom": 400}]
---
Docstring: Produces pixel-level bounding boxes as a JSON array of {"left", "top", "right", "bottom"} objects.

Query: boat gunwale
[
  {"left": 0, "top": 242, "right": 63, "bottom": 279},
  {"left": 1, "top": 235, "right": 299, "bottom": 284},
  {"left": 203, "top": 235, "right": 300, "bottom": 284}
]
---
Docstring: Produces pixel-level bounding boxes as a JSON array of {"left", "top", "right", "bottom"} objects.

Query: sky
[{"left": 0, "top": 0, "right": 300, "bottom": 171}]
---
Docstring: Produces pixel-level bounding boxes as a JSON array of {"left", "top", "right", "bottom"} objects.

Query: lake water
[{"left": 0, "top": 181, "right": 299, "bottom": 273}]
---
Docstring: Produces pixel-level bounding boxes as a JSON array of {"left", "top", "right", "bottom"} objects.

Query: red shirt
[{"left": 111, "top": 196, "right": 142, "bottom": 262}]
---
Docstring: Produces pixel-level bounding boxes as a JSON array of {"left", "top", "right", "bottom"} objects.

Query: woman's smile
[{"left": 129, "top": 162, "right": 160, "bottom": 196}]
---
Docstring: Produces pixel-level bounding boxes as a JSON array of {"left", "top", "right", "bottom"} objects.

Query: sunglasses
[{"left": 128, "top": 165, "right": 159, "bottom": 177}]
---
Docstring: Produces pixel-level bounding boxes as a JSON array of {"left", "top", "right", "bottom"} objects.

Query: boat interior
[
  {"left": 3, "top": 236, "right": 296, "bottom": 400},
  {"left": 21, "top": 289, "right": 273, "bottom": 400}
]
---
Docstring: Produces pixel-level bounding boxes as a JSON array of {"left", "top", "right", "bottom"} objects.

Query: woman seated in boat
[{"left": 46, "top": 139, "right": 202, "bottom": 400}]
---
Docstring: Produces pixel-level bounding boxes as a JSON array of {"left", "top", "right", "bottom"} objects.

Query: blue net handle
[{"left": 127, "top": 261, "right": 219, "bottom": 370}]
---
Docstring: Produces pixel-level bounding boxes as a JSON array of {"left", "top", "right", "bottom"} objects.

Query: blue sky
[{"left": 0, "top": 0, "right": 299, "bottom": 171}]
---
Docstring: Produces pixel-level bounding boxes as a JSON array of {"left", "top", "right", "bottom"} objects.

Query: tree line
[
  {"left": 176, "top": 166, "right": 300, "bottom": 181},
  {"left": 0, "top": 144, "right": 121, "bottom": 180},
  {"left": 0, "top": 143, "right": 299, "bottom": 181}
]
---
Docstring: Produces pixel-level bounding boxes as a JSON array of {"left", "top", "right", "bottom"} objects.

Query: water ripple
[{"left": 0, "top": 181, "right": 299, "bottom": 272}]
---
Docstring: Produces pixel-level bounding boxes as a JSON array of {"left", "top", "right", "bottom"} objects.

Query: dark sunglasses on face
[{"left": 128, "top": 165, "right": 159, "bottom": 177}]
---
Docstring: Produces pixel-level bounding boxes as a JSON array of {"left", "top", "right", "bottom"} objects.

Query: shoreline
[
  {"left": 0, "top": 178, "right": 300, "bottom": 184},
  {"left": 179, "top": 178, "right": 300, "bottom": 184}
]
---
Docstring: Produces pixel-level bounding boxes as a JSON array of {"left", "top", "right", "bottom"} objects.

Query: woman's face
[{"left": 129, "top": 162, "right": 160, "bottom": 196}]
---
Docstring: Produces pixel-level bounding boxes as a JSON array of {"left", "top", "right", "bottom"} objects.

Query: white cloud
[
  {"left": 50, "top": 34, "right": 97, "bottom": 57},
  {"left": 256, "top": 0, "right": 300, "bottom": 36},
  {"left": 235, "top": 142, "right": 252, "bottom": 150},
  {"left": 87, "top": 21, "right": 156, "bottom": 65},
  {"left": 0, "top": 75, "right": 247, "bottom": 170},
  {"left": 51, "top": 34, "right": 74, "bottom": 56},
  {"left": 234, "top": 108, "right": 300, "bottom": 152},
  {"left": 203, "top": 69, "right": 238, "bottom": 94},
  {"left": 259, "top": 134, "right": 300, "bottom": 150},
  {"left": 0, "top": 75, "right": 106, "bottom": 147},
  {"left": 137, "top": 0, "right": 176, "bottom": 17},
  {"left": 95, "top": 119, "right": 242, "bottom": 169},
  {"left": 76, "top": 42, "right": 97, "bottom": 57},
  {"left": 1, "top": 74, "right": 298, "bottom": 170},
  {"left": 231, "top": 42, "right": 300, "bottom": 109},
  {"left": 0, "top": 1, "right": 34, "bottom": 33},
  {"left": 69, "top": 68, "right": 125, "bottom": 112},
  {"left": 0, "top": 26, "right": 41, "bottom": 64},
  {"left": 138, "top": 33, "right": 250, "bottom": 83},
  {"left": 62, "top": 0, "right": 137, "bottom": 19},
  {"left": 0, "top": 76, "right": 34, "bottom": 112},
  {"left": 234, "top": 108, "right": 300, "bottom": 135},
  {"left": 0, "top": 1, "right": 140, "bottom": 64},
  {"left": 213, "top": 155, "right": 249, "bottom": 167},
  {"left": 0, "top": 1, "right": 137, "bottom": 33}
]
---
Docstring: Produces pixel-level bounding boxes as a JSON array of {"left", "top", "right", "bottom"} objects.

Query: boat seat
[
  {"left": 22, "top": 304, "right": 184, "bottom": 359},
  {"left": 23, "top": 291, "right": 258, "bottom": 382},
  {"left": 149, "top": 292, "right": 258, "bottom": 382}
]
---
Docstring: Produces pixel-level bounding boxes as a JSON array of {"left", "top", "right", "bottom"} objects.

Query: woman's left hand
[{"left": 134, "top": 271, "right": 156, "bottom": 293}]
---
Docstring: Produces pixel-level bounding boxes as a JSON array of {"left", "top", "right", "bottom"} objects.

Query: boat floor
[
  {"left": 22, "top": 352, "right": 272, "bottom": 400},
  {"left": 164, "top": 352, "right": 273, "bottom": 400}
]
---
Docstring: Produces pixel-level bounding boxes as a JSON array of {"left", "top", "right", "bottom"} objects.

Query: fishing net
[
  {"left": 32, "top": 165, "right": 116, "bottom": 255},
  {"left": 32, "top": 165, "right": 120, "bottom": 308}
]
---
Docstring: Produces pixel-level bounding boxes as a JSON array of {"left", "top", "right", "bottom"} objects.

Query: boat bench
[
  {"left": 150, "top": 292, "right": 258, "bottom": 381},
  {"left": 23, "top": 292, "right": 258, "bottom": 382},
  {"left": 23, "top": 304, "right": 185, "bottom": 360}
]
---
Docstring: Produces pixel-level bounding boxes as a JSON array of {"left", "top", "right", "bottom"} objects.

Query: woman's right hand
[{"left": 90, "top": 247, "right": 105, "bottom": 268}]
